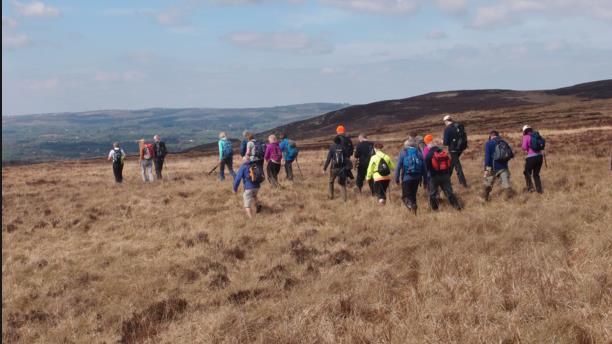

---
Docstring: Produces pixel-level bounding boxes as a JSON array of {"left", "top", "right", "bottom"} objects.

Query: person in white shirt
[{"left": 107, "top": 142, "right": 126, "bottom": 183}]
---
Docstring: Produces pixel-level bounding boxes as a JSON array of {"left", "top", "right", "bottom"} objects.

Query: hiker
[
  {"left": 279, "top": 133, "right": 298, "bottom": 181},
  {"left": 395, "top": 137, "right": 426, "bottom": 213},
  {"left": 233, "top": 159, "right": 264, "bottom": 218},
  {"left": 354, "top": 133, "right": 375, "bottom": 195},
  {"left": 138, "top": 139, "right": 155, "bottom": 182},
  {"left": 443, "top": 114, "right": 469, "bottom": 187},
  {"left": 425, "top": 139, "right": 462, "bottom": 211},
  {"left": 522, "top": 125, "right": 545, "bottom": 193},
  {"left": 323, "top": 136, "right": 348, "bottom": 200},
  {"left": 366, "top": 142, "right": 395, "bottom": 205},
  {"left": 334, "top": 125, "right": 355, "bottom": 181},
  {"left": 264, "top": 134, "right": 282, "bottom": 187},
  {"left": 153, "top": 135, "right": 168, "bottom": 179},
  {"left": 107, "top": 142, "right": 125, "bottom": 183},
  {"left": 422, "top": 134, "right": 434, "bottom": 190},
  {"left": 240, "top": 130, "right": 250, "bottom": 158},
  {"left": 218, "top": 132, "right": 236, "bottom": 181},
  {"left": 483, "top": 130, "right": 514, "bottom": 201},
  {"left": 245, "top": 132, "right": 266, "bottom": 174}
]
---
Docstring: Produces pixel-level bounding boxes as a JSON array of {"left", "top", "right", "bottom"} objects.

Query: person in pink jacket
[
  {"left": 264, "top": 134, "right": 282, "bottom": 188},
  {"left": 521, "top": 125, "right": 544, "bottom": 193}
]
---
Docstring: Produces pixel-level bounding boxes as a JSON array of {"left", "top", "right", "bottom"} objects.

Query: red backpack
[
  {"left": 431, "top": 150, "right": 451, "bottom": 172},
  {"left": 143, "top": 143, "right": 156, "bottom": 160}
]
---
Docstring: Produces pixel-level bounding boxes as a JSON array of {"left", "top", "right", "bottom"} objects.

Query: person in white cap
[
  {"left": 521, "top": 125, "right": 545, "bottom": 193},
  {"left": 442, "top": 114, "right": 468, "bottom": 187}
]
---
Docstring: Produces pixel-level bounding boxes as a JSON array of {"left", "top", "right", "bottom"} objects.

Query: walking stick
[
  {"left": 543, "top": 151, "right": 548, "bottom": 168},
  {"left": 207, "top": 163, "right": 219, "bottom": 175},
  {"left": 295, "top": 157, "right": 304, "bottom": 178}
]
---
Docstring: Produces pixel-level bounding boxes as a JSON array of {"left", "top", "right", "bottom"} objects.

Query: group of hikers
[{"left": 108, "top": 113, "right": 547, "bottom": 217}]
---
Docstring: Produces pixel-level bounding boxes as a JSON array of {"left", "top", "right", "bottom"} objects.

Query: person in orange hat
[
  {"left": 333, "top": 124, "right": 354, "bottom": 181},
  {"left": 422, "top": 134, "right": 434, "bottom": 192}
]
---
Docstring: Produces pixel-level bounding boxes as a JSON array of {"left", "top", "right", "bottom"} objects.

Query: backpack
[
  {"left": 431, "top": 150, "right": 451, "bottom": 172},
  {"left": 338, "top": 135, "right": 354, "bottom": 158},
  {"left": 112, "top": 148, "right": 124, "bottom": 163},
  {"left": 493, "top": 138, "right": 514, "bottom": 162},
  {"left": 403, "top": 148, "right": 423, "bottom": 175},
  {"left": 143, "top": 144, "right": 155, "bottom": 160},
  {"left": 450, "top": 123, "right": 468, "bottom": 152},
  {"left": 376, "top": 154, "right": 391, "bottom": 177},
  {"left": 331, "top": 145, "right": 345, "bottom": 169},
  {"left": 221, "top": 139, "right": 233, "bottom": 159},
  {"left": 248, "top": 163, "right": 265, "bottom": 184},
  {"left": 285, "top": 140, "right": 299, "bottom": 160},
  {"left": 529, "top": 131, "right": 545, "bottom": 152},
  {"left": 251, "top": 140, "right": 266, "bottom": 161}
]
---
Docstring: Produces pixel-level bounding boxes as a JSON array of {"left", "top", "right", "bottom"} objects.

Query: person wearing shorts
[{"left": 233, "top": 159, "right": 262, "bottom": 218}]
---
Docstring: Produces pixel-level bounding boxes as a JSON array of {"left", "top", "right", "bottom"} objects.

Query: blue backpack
[
  {"left": 285, "top": 140, "right": 299, "bottom": 160},
  {"left": 403, "top": 147, "right": 423, "bottom": 175},
  {"left": 221, "top": 139, "right": 233, "bottom": 158},
  {"left": 529, "top": 131, "right": 545, "bottom": 152}
]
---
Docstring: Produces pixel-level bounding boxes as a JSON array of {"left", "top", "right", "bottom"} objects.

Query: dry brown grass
[{"left": 3, "top": 105, "right": 612, "bottom": 343}]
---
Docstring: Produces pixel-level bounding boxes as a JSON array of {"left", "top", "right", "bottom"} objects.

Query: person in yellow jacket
[{"left": 366, "top": 142, "right": 396, "bottom": 205}]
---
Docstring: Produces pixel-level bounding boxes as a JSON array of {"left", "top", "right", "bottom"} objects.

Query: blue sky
[{"left": 2, "top": 0, "right": 612, "bottom": 115}]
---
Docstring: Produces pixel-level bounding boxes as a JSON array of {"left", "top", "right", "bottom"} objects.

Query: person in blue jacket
[
  {"left": 395, "top": 137, "right": 426, "bottom": 214},
  {"left": 233, "top": 159, "right": 262, "bottom": 218},
  {"left": 483, "top": 130, "right": 514, "bottom": 201},
  {"left": 279, "top": 133, "right": 297, "bottom": 181}
]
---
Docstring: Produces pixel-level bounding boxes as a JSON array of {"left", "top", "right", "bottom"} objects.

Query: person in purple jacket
[
  {"left": 233, "top": 160, "right": 262, "bottom": 218},
  {"left": 264, "top": 134, "right": 282, "bottom": 188},
  {"left": 522, "top": 125, "right": 544, "bottom": 193}
]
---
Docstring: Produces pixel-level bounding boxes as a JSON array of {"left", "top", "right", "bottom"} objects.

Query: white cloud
[
  {"left": 2, "top": 16, "right": 18, "bottom": 28},
  {"left": 320, "top": 0, "right": 420, "bottom": 14},
  {"left": 2, "top": 32, "right": 31, "bottom": 49},
  {"left": 93, "top": 71, "right": 146, "bottom": 82},
  {"left": 155, "top": 7, "right": 185, "bottom": 26},
  {"left": 23, "top": 78, "right": 59, "bottom": 90},
  {"left": 223, "top": 31, "right": 333, "bottom": 54},
  {"left": 427, "top": 29, "right": 447, "bottom": 39},
  {"left": 11, "top": 1, "right": 60, "bottom": 18},
  {"left": 435, "top": 0, "right": 468, "bottom": 13},
  {"left": 470, "top": 0, "right": 612, "bottom": 29}
]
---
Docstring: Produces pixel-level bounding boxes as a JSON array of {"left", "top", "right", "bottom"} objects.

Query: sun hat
[
  {"left": 443, "top": 114, "right": 452, "bottom": 122},
  {"left": 522, "top": 125, "right": 531, "bottom": 132}
]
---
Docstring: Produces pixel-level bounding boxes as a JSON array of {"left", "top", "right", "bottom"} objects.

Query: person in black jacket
[
  {"left": 442, "top": 114, "right": 468, "bottom": 188},
  {"left": 334, "top": 125, "right": 354, "bottom": 182},
  {"left": 323, "top": 136, "right": 348, "bottom": 200},
  {"left": 153, "top": 135, "right": 168, "bottom": 179},
  {"left": 354, "top": 133, "right": 375, "bottom": 195},
  {"left": 425, "top": 139, "right": 462, "bottom": 211}
]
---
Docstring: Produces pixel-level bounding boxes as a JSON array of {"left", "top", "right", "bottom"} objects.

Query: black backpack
[
  {"left": 252, "top": 140, "right": 266, "bottom": 160},
  {"left": 451, "top": 123, "right": 468, "bottom": 152},
  {"left": 332, "top": 145, "right": 345, "bottom": 169},
  {"left": 377, "top": 154, "right": 391, "bottom": 176},
  {"left": 155, "top": 142, "right": 167, "bottom": 158},
  {"left": 112, "top": 148, "right": 123, "bottom": 163},
  {"left": 338, "top": 135, "right": 354, "bottom": 158},
  {"left": 248, "top": 163, "right": 265, "bottom": 183},
  {"left": 493, "top": 138, "right": 514, "bottom": 162}
]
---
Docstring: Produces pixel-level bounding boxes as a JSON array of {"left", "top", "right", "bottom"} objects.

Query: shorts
[{"left": 243, "top": 188, "right": 259, "bottom": 208}]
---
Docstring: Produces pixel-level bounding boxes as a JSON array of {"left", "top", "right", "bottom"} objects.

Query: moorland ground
[{"left": 2, "top": 100, "right": 612, "bottom": 343}]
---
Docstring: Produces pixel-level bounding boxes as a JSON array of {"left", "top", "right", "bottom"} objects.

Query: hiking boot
[
  {"left": 481, "top": 186, "right": 492, "bottom": 201},
  {"left": 256, "top": 204, "right": 262, "bottom": 213}
]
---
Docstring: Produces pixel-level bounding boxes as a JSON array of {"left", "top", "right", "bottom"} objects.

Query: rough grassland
[{"left": 3, "top": 124, "right": 612, "bottom": 343}]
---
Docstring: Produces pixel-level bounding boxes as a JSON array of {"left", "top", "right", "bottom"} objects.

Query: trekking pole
[
  {"left": 207, "top": 163, "right": 219, "bottom": 176},
  {"left": 543, "top": 151, "right": 548, "bottom": 168},
  {"left": 295, "top": 158, "right": 304, "bottom": 178}
]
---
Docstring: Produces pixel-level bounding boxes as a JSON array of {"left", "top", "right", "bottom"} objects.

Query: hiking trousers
[
  {"left": 356, "top": 163, "right": 374, "bottom": 195},
  {"left": 373, "top": 180, "right": 390, "bottom": 201},
  {"left": 140, "top": 159, "right": 154, "bottom": 182},
  {"left": 524, "top": 155, "right": 543, "bottom": 193},
  {"left": 113, "top": 162, "right": 124, "bottom": 183},
  {"left": 329, "top": 168, "right": 347, "bottom": 199},
  {"left": 267, "top": 161, "right": 281, "bottom": 187},
  {"left": 284, "top": 160, "right": 294, "bottom": 181},
  {"left": 429, "top": 174, "right": 461, "bottom": 210},
  {"left": 484, "top": 168, "right": 511, "bottom": 190},
  {"left": 449, "top": 151, "right": 468, "bottom": 187},
  {"left": 154, "top": 157, "right": 165, "bottom": 179},
  {"left": 219, "top": 156, "right": 236, "bottom": 181},
  {"left": 401, "top": 179, "right": 420, "bottom": 210}
]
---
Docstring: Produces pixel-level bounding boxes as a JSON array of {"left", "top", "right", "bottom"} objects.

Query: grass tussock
[{"left": 2, "top": 124, "right": 612, "bottom": 343}]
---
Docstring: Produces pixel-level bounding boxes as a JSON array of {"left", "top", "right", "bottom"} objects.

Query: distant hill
[
  {"left": 1, "top": 103, "right": 347, "bottom": 163},
  {"left": 184, "top": 79, "right": 612, "bottom": 155}
]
